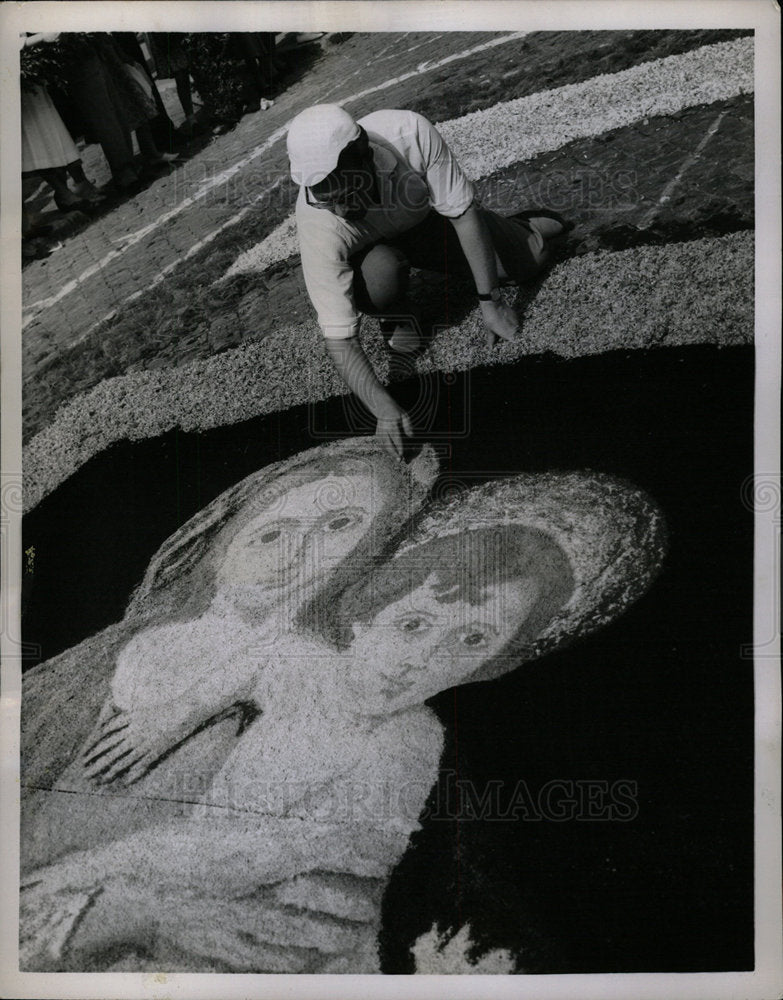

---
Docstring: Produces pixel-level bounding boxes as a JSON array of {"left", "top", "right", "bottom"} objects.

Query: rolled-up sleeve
[
  {"left": 411, "top": 113, "right": 475, "bottom": 219},
  {"left": 297, "top": 215, "right": 361, "bottom": 340}
]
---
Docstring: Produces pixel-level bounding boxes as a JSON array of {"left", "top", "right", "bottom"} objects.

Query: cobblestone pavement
[{"left": 22, "top": 33, "right": 506, "bottom": 338}]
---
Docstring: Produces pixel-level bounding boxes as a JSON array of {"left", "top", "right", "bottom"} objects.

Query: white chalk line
[
  {"left": 21, "top": 121, "right": 290, "bottom": 325},
  {"left": 334, "top": 32, "right": 527, "bottom": 108},
  {"left": 21, "top": 31, "right": 528, "bottom": 329},
  {"left": 638, "top": 110, "right": 728, "bottom": 229},
  {"left": 30, "top": 35, "right": 752, "bottom": 347},
  {"left": 56, "top": 176, "right": 290, "bottom": 351},
  {"left": 317, "top": 32, "right": 440, "bottom": 102}
]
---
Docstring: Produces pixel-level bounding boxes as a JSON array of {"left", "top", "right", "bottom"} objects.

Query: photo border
[{"left": 1, "top": 3, "right": 780, "bottom": 998}]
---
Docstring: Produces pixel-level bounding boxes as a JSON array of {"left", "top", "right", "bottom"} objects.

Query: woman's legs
[
  {"left": 70, "top": 61, "right": 137, "bottom": 185},
  {"left": 33, "top": 167, "right": 73, "bottom": 206},
  {"left": 65, "top": 160, "right": 103, "bottom": 201}
]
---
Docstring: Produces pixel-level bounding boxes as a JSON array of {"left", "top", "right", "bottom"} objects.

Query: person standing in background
[
  {"left": 21, "top": 31, "right": 103, "bottom": 259},
  {"left": 145, "top": 32, "right": 198, "bottom": 135},
  {"left": 112, "top": 32, "right": 180, "bottom": 152}
]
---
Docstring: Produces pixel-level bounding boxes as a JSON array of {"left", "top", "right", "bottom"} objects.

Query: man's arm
[
  {"left": 406, "top": 112, "right": 520, "bottom": 345},
  {"left": 449, "top": 205, "right": 520, "bottom": 345},
  {"left": 324, "top": 337, "right": 412, "bottom": 460}
]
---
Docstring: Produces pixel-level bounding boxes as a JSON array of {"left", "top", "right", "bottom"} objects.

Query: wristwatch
[{"left": 477, "top": 287, "right": 501, "bottom": 302}]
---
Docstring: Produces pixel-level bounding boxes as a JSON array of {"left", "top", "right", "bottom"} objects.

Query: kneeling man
[{"left": 287, "top": 104, "right": 567, "bottom": 458}]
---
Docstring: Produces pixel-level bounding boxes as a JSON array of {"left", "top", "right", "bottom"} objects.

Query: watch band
[{"left": 477, "top": 287, "right": 501, "bottom": 302}]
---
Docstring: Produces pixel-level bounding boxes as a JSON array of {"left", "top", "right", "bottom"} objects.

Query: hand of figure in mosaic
[
  {"left": 76, "top": 439, "right": 439, "bottom": 786},
  {"left": 20, "top": 457, "right": 666, "bottom": 973},
  {"left": 81, "top": 692, "right": 256, "bottom": 786}
]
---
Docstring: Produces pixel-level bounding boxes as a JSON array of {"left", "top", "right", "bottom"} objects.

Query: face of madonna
[{"left": 216, "top": 471, "right": 377, "bottom": 599}]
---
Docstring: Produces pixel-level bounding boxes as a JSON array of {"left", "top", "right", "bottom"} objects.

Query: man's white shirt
[{"left": 295, "top": 110, "right": 476, "bottom": 339}]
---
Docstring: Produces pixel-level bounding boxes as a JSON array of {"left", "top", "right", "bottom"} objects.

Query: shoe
[
  {"left": 53, "top": 193, "right": 84, "bottom": 213},
  {"left": 71, "top": 181, "right": 105, "bottom": 204},
  {"left": 511, "top": 208, "right": 574, "bottom": 237},
  {"left": 149, "top": 151, "right": 180, "bottom": 164}
]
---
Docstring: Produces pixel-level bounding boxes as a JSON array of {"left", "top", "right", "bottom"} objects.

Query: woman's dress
[{"left": 21, "top": 84, "right": 79, "bottom": 173}]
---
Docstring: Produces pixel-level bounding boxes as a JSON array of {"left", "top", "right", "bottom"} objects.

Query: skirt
[{"left": 21, "top": 84, "right": 79, "bottom": 173}]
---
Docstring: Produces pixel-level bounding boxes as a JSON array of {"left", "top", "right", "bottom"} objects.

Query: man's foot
[
  {"left": 379, "top": 305, "right": 424, "bottom": 356},
  {"left": 512, "top": 208, "right": 573, "bottom": 239}
]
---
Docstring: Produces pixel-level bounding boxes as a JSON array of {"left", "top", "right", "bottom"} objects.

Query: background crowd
[{"left": 20, "top": 31, "right": 326, "bottom": 261}]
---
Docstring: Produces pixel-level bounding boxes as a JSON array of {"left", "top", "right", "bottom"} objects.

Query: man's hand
[
  {"left": 450, "top": 206, "right": 520, "bottom": 346},
  {"left": 375, "top": 399, "right": 414, "bottom": 461},
  {"left": 324, "top": 335, "right": 413, "bottom": 460},
  {"left": 480, "top": 297, "right": 520, "bottom": 346}
]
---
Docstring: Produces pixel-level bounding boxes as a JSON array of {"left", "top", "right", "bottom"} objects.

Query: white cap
[{"left": 286, "top": 104, "right": 361, "bottom": 187}]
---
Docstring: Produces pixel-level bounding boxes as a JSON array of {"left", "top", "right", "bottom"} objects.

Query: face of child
[
  {"left": 347, "top": 572, "right": 540, "bottom": 716},
  {"left": 216, "top": 471, "right": 377, "bottom": 600}
]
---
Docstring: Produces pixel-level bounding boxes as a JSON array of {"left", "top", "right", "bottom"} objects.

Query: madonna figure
[{"left": 20, "top": 457, "right": 665, "bottom": 973}]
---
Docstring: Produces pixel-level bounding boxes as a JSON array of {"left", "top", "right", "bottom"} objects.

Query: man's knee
[{"left": 354, "top": 244, "right": 409, "bottom": 314}]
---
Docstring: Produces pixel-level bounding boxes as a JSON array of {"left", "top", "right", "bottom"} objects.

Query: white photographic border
[{"left": 1, "top": 3, "right": 780, "bottom": 998}]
